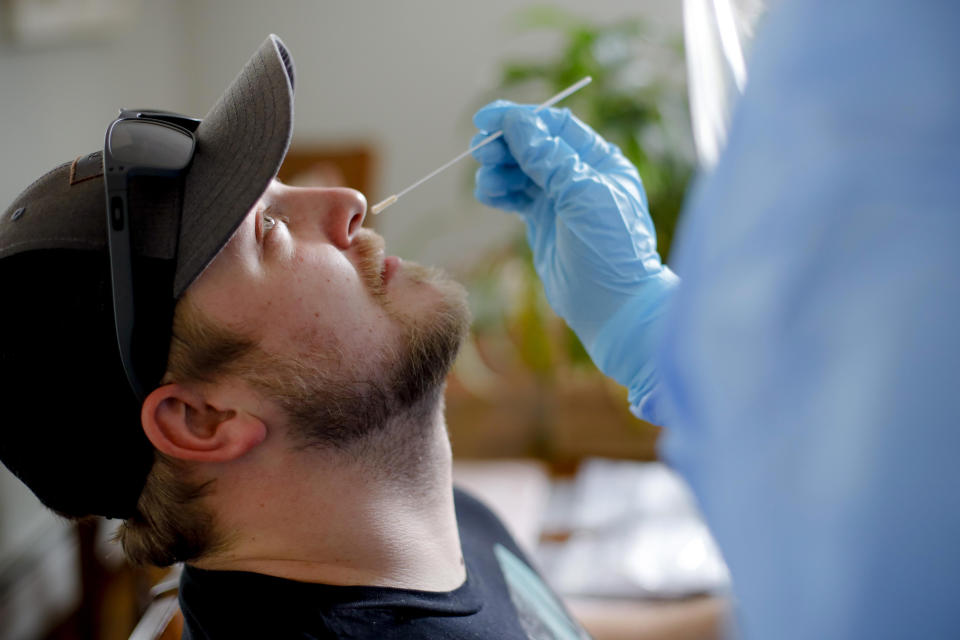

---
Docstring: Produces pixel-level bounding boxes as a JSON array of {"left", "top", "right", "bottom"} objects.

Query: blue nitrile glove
[{"left": 472, "top": 102, "right": 679, "bottom": 423}]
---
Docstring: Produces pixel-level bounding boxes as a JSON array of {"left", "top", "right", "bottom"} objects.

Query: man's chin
[
  {"left": 386, "top": 262, "right": 469, "bottom": 322},
  {"left": 383, "top": 263, "right": 471, "bottom": 409},
  {"left": 394, "top": 259, "right": 442, "bottom": 287}
]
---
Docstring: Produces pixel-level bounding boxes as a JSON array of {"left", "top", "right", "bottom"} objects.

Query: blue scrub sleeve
[{"left": 658, "top": 1, "right": 960, "bottom": 637}]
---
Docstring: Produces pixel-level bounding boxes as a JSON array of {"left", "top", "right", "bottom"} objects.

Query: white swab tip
[{"left": 371, "top": 194, "right": 398, "bottom": 215}]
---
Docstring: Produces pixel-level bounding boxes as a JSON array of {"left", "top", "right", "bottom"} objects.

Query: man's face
[{"left": 184, "top": 180, "right": 469, "bottom": 445}]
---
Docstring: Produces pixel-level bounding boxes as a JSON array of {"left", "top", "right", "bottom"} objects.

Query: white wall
[
  {"left": 0, "top": 1, "right": 192, "bottom": 211},
  {"left": 183, "top": 0, "right": 683, "bottom": 268},
  {"left": 0, "top": 0, "right": 683, "bottom": 565},
  {"left": 2, "top": 0, "right": 683, "bottom": 266}
]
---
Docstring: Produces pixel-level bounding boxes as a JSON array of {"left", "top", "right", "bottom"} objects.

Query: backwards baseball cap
[{"left": 0, "top": 35, "right": 295, "bottom": 519}]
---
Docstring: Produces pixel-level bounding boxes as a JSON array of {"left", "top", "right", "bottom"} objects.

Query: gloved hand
[{"left": 472, "top": 101, "right": 679, "bottom": 423}]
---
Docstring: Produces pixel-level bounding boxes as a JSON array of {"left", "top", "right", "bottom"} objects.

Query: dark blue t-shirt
[{"left": 179, "top": 487, "right": 591, "bottom": 639}]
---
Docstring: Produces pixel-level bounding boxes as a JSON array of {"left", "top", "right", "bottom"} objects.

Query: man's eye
[{"left": 263, "top": 214, "right": 278, "bottom": 231}]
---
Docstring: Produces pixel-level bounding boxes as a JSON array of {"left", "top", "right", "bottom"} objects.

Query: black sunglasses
[{"left": 103, "top": 109, "right": 200, "bottom": 400}]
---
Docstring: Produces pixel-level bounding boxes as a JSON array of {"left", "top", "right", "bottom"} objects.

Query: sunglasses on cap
[{"left": 103, "top": 109, "right": 200, "bottom": 400}]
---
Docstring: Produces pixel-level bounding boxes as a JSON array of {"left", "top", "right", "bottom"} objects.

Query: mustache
[{"left": 354, "top": 228, "right": 387, "bottom": 296}]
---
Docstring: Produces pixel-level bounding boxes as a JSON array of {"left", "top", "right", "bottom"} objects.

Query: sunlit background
[{"left": 1, "top": 2, "right": 731, "bottom": 638}]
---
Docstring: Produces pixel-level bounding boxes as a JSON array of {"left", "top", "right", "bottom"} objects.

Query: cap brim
[{"left": 174, "top": 34, "right": 295, "bottom": 297}]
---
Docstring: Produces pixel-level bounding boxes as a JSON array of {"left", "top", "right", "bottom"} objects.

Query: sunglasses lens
[{"left": 108, "top": 119, "right": 195, "bottom": 170}]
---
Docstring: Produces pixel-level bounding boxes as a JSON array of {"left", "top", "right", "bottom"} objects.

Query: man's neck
[{"left": 190, "top": 404, "right": 466, "bottom": 592}]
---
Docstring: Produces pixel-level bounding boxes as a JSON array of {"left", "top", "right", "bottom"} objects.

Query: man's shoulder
[
  {"left": 452, "top": 485, "right": 491, "bottom": 517},
  {"left": 452, "top": 485, "right": 520, "bottom": 548}
]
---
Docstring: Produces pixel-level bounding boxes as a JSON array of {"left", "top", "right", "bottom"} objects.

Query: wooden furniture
[{"left": 277, "top": 146, "right": 375, "bottom": 196}]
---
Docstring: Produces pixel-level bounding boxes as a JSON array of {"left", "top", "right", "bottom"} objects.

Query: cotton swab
[{"left": 371, "top": 76, "right": 592, "bottom": 215}]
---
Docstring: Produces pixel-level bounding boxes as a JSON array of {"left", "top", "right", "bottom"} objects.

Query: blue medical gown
[{"left": 656, "top": 1, "right": 960, "bottom": 637}]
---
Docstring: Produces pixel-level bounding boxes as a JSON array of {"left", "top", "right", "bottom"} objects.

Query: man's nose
[{"left": 294, "top": 186, "right": 367, "bottom": 249}]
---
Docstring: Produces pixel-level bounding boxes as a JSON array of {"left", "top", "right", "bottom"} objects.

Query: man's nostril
[{"left": 348, "top": 211, "right": 364, "bottom": 235}]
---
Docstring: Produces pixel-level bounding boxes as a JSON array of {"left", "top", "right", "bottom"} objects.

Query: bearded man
[{"left": 0, "top": 35, "right": 590, "bottom": 639}]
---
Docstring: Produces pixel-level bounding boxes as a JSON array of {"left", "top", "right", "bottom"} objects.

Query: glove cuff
[
  {"left": 587, "top": 267, "right": 679, "bottom": 421},
  {"left": 629, "top": 384, "right": 668, "bottom": 426}
]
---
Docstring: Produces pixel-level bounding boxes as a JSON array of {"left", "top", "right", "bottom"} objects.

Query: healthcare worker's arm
[
  {"left": 472, "top": 106, "right": 678, "bottom": 424},
  {"left": 658, "top": 0, "right": 960, "bottom": 638}
]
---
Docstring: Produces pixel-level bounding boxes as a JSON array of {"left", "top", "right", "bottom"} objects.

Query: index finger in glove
[
  {"left": 498, "top": 108, "right": 586, "bottom": 193},
  {"left": 532, "top": 107, "right": 626, "bottom": 172},
  {"left": 470, "top": 131, "right": 513, "bottom": 165},
  {"left": 477, "top": 101, "right": 620, "bottom": 172},
  {"left": 473, "top": 99, "right": 535, "bottom": 131}
]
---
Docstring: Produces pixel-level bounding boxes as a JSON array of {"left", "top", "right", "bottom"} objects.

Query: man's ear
[{"left": 141, "top": 383, "right": 267, "bottom": 462}]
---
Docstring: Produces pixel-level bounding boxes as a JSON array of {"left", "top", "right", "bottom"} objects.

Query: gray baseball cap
[{"left": 0, "top": 34, "right": 295, "bottom": 519}]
